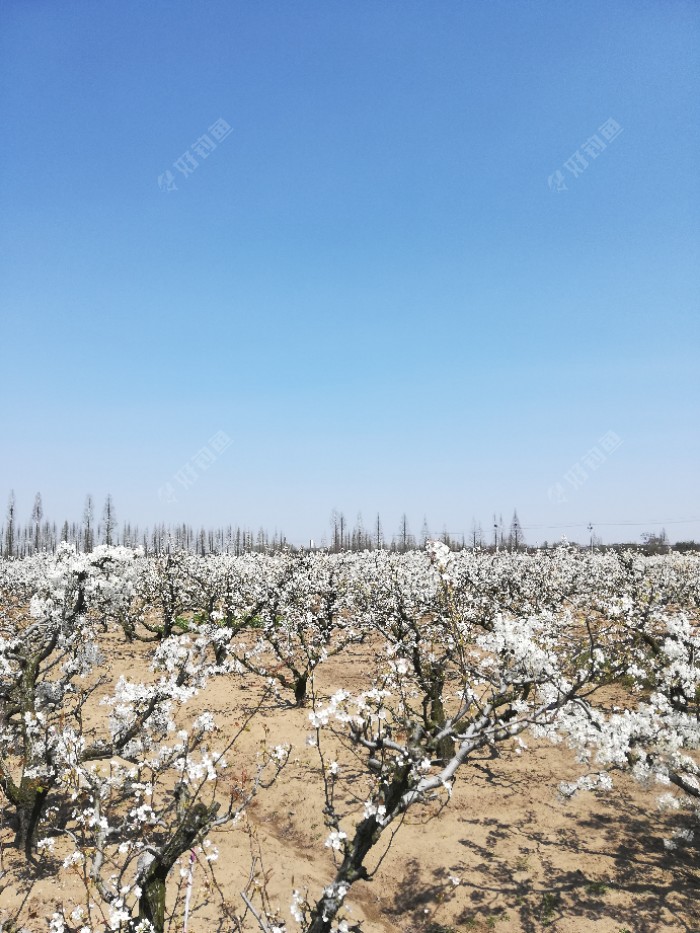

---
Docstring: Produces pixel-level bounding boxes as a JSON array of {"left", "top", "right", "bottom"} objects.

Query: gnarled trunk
[{"left": 134, "top": 801, "right": 218, "bottom": 933}]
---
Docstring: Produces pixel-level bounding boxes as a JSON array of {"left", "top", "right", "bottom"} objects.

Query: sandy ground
[{"left": 1, "top": 631, "right": 699, "bottom": 933}]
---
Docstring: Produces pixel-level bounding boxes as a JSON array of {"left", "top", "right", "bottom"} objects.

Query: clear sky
[{"left": 1, "top": 0, "right": 698, "bottom": 546}]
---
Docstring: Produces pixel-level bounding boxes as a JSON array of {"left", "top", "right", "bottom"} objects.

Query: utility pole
[{"left": 588, "top": 522, "right": 593, "bottom": 548}]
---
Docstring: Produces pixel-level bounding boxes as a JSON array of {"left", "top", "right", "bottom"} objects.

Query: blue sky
[{"left": 1, "top": 0, "right": 698, "bottom": 546}]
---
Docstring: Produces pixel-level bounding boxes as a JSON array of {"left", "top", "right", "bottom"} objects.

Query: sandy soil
[{"left": 1, "top": 631, "right": 698, "bottom": 933}]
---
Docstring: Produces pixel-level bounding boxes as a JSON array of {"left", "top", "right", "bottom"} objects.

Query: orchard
[{"left": 0, "top": 543, "right": 698, "bottom": 932}]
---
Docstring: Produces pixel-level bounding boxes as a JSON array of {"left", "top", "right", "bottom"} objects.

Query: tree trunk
[
  {"left": 307, "top": 765, "right": 412, "bottom": 932},
  {"left": 134, "top": 801, "right": 218, "bottom": 933},
  {"left": 11, "top": 778, "right": 49, "bottom": 860},
  {"left": 294, "top": 671, "right": 309, "bottom": 707},
  {"left": 423, "top": 669, "right": 455, "bottom": 764}
]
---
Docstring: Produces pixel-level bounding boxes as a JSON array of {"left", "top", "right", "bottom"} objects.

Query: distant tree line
[
  {"left": 1, "top": 491, "right": 290, "bottom": 557},
  {"left": 2, "top": 491, "right": 696, "bottom": 557},
  {"left": 326, "top": 509, "right": 525, "bottom": 553}
]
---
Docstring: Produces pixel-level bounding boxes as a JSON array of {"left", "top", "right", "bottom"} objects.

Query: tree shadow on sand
[
  {"left": 375, "top": 785, "right": 698, "bottom": 933},
  {"left": 452, "top": 793, "right": 699, "bottom": 933}
]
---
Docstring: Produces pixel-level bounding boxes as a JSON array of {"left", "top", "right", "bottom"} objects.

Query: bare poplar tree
[
  {"left": 102, "top": 493, "right": 117, "bottom": 546},
  {"left": 5, "top": 490, "right": 16, "bottom": 557},
  {"left": 396, "top": 514, "right": 413, "bottom": 552},
  {"left": 83, "top": 494, "right": 94, "bottom": 553},
  {"left": 31, "top": 493, "right": 43, "bottom": 553},
  {"left": 375, "top": 513, "right": 384, "bottom": 550},
  {"left": 509, "top": 509, "right": 524, "bottom": 551}
]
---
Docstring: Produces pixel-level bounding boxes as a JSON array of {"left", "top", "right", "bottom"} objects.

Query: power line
[
  {"left": 410, "top": 518, "right": 700, "bottom": 541},
  {"left": 521, "top": 519, "right": 700, "bottom": 530}
]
